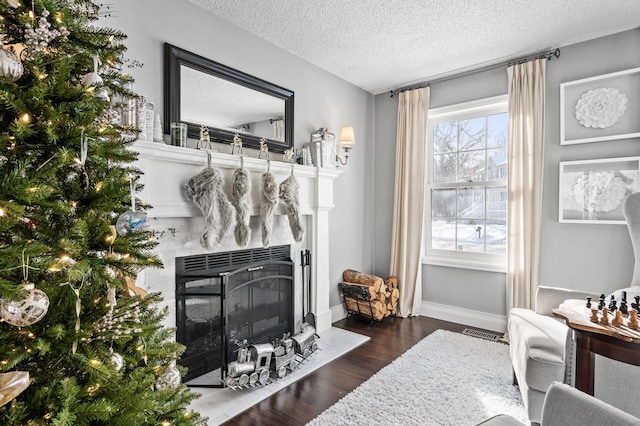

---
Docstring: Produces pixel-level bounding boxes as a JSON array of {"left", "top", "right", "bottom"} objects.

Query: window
[{"left": 424, "top": 95, "right": 508, "bottom": 272}]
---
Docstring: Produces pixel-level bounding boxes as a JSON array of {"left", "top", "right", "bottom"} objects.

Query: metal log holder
[{"left": 338, "top": 282, "right": 378, "bottom": 325}]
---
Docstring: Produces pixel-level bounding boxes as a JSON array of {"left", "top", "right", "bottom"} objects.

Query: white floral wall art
[
  {"left": 560, "top": 67, "right": 640, "bottom": 145},
  {"left": 559, "top": 157, "right": 640, "bottom": 224},
  {"left": 575, "top": 87, "right": 627, "bottom": 129}
]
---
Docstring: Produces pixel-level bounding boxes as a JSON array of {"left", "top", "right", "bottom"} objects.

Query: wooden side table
[{"left": 553, "top": 299, "right": 640, "bottom": 395}]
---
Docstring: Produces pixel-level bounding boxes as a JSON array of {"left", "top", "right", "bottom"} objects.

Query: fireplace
[{"left": 175, "top": 245, "right": 294, "bottom": 385}]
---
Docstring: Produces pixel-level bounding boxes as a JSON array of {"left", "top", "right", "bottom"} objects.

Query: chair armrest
[
  {"left": 541, "top": 382, "right": 640, "bottom": 425},
  {"left": 535, "top": 286, "right": 599, "bottom": 317}
]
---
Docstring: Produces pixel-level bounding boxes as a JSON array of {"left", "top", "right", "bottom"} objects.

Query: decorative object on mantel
[
  {"left": 153, "top": 114, "right": 163, "bottom": 142},
  {"left": 279, "top": 152, "right": 305, "bottom": 242},
  {"left": 230, "top": 133, "right": 243, "bottom": 155},
  {"left": 306, "top": 127, "right": 336, "bottom": 167},
  {"left": 259, "top": 141, "right": 279, "bottom": 246},
  {"left": 196, "top": 126, "right": 215, "bottom": 151},
  {"left": 231, "top": 150, "right": 251, "bottom": 247},
  {"left": 183, "top": 157, "right": 235, "bottom": 249},
  {"left": 336, "top": 126, "right": 356, "bottom": 166},
  {"left": 170, "top": 121, "right": 187, "bottom": 147}
]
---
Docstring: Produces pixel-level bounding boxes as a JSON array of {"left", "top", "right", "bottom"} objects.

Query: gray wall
[
  {"left": 108, "top": 0, "right": 375, "bottom": 309},
  {"left": 374, "top": 29, "right": 640, "bottom": 318}
]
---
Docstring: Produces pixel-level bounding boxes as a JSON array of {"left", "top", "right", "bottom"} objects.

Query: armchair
[
  {"left": 507, "top": 285, "right": 598, "bottom": 424},
  {"left": 477, "top": 381, "right": 640, "bottom": 425}
]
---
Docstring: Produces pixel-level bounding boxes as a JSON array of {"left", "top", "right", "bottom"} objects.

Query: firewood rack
[{"left": 338, "top": 282, "right": 380, "bottom": 325}]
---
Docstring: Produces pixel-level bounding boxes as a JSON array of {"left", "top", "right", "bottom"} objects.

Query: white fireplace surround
[{"left": 131, "top": 140, "right": 341, "bottom": 334}]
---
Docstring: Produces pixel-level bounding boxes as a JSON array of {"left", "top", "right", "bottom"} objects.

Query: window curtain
[
  {"left": 506, "top": 59, "right": 546, "bottom": 310},
  {"left": 390, "top": 87, "right": 429, "bottom": 317},
  {"left": 272, "top": 119, "right": 285, "bottom": 141}
]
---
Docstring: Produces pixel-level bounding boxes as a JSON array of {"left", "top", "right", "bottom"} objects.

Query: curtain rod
[{"left": 388, "top": 48, "right": 560, "bottom": 97}]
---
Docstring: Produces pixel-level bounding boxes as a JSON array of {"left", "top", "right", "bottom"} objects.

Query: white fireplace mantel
[{"left": 132, "top": 140, "right": 342, "bottom": 333}]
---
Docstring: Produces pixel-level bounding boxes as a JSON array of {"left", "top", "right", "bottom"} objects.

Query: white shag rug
[{"left": 306, "top": 329, "right": 526, "bottom": 426}]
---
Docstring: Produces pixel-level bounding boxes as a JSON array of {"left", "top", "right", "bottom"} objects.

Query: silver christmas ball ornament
[
  {"left": 110, "top": 352, "right": 124, "bottom": 372},
  {"left": 155, "top": 361, "right": 181, "bottom": 390},
  {"left": 0, "top": 284, "right": 49, "bottom": 327},
  {"left": 0, "top": 46, "right": 24, "bottom": 82}
]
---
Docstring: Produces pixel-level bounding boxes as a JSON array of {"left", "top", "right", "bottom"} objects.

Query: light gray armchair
[
  {"left": 507, "top": 286, "right": 598, "bottom": 424},
  {"left": 478, "top": 381, "right": 640, "bottom": 425}
]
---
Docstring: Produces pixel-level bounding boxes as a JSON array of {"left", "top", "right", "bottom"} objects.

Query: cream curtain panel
[
  {"left": 507, "top": 59, "right": 546, "bottom": 310},
  {"left": 390, "top": 87, "right": 430, "bottom": 317}
]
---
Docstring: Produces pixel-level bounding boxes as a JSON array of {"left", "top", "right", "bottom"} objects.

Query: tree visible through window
[{"left": 426, "top": 97, "right": 508, "bottom": 263}]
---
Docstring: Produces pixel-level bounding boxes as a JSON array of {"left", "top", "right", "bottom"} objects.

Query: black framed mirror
[{"left": 164, "top": 43, "right": 294, "bottom": 153}]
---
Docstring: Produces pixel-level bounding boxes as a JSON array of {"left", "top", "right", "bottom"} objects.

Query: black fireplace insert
[{"left": 175, "top": 245, "right": 294, "bottom": 386}]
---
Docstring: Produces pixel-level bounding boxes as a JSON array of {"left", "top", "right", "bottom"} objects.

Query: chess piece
[
  {"left": 635, "top": 296, "right": 640, "bottom": 309},
  {"left": 612, "top": 310, "right": 623, "bottom": 327},
  {"left": 586, "top": 297, "right": 592, "bottom": 309},
  {"left": 598, "top": 294, "right": 606, "bottom": 310},
  {"left": 600, "top": 307, "right": 610, "bottom": 325},
  {"left": 590, "top": 308, "right": 599, "bottom": 324},
  {"left": 609, "top": 295, "right": 617, "bottom": 311},
  {"left": 629, "top": 310, "right": 639, "bottom": 330},
  {"left": 621, "top": 300, "right": 628, "bottom": 315}
]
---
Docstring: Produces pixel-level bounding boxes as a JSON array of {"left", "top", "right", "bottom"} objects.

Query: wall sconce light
[{"left": 336, "top": 126, "right": 355, "bottom": 166}]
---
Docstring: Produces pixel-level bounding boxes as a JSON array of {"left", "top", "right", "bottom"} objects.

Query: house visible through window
[{"left": 424, "top": 95, "right": 508, "bottom": 272}]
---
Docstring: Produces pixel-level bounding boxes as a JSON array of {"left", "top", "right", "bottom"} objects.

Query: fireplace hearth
[{"left": 175, "top": 245, "right": 294, "bottom": 386}]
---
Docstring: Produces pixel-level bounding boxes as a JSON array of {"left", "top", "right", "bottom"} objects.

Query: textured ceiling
[{"left": 190, "top": 0, "right": 640, "bottom": 94}]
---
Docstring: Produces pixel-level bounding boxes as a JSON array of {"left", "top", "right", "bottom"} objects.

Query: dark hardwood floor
[{"left": 223, "top": 315, "right": 467, "bottom": 426}]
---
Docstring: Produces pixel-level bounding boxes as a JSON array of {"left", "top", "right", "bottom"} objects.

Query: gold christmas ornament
[
  {"left": 0, "top": 44, "right": 24, "bottom": 82},
  {"left": 0, "top": 283, "right": 50, "bottom": 327},
  {"left": 0, "top": 371, "right": 30, "bottom": 407}
]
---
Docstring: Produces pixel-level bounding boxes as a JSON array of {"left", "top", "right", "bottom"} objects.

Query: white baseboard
[
  {"left": 420, "top": 301, "right": 507, "bottom": 333},
  {"left": 331, "top": 304, "right": 347, "bottom": 324}
]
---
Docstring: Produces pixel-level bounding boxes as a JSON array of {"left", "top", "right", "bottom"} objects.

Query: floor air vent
[{"left": 462, "top": 328, "right": 501, "bottom": 341}]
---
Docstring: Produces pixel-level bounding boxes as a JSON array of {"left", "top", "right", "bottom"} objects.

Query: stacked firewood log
[{"left": 340, "top": 269, "right": 400, "bottom": 321}]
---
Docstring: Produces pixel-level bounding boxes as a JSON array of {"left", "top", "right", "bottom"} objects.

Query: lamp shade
[{"left": 339, "top": 126, "right": 355, "bottom": 146}]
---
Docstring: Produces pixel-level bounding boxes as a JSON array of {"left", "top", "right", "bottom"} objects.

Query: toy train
[{"left": 224, "top": 322, "right": 318, "bottom": 388}]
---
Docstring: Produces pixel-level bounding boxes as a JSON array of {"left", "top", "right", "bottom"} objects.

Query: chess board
[{"left": 553, "top": 299, "right": 640, "bottom": 344}]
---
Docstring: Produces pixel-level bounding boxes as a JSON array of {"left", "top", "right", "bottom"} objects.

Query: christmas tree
[{"left": 0, "top": 1, "right": 205, "bottom": 424}]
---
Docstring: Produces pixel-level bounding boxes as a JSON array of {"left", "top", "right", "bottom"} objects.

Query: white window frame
[{"left": 422, "top": 95, "right": 508, "bottom": 273}]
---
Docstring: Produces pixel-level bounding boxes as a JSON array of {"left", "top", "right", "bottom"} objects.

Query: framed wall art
[
  {"left": 559, "top": 156, "right": 640, "bottom": 224},
  {"left": 560, "top": 67, "right": 640, "bottom": 145}
]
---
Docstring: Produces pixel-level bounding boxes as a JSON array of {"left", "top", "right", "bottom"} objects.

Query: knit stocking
[
  {"left": 279, "top": 174, "right": 304, "bottom": 243},
  {"left": 231, "top": 168, "right": 251, "bottom": 246},
  {"left": 260, "top": 171, "right": 278, "bottom": 246},
  {"left": 183, "top": 167, "right": 234, "bottom": 249}
]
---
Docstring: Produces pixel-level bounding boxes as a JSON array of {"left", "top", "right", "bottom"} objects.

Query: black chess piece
[
  {"left": 598, "top": 294, "right": 606, "bottom": 310},
  {"left": 621, "top": 300, "right": 629, "bottom": 315},
  {"left": 622, "top": 291, "right": 628, "bottom": 304},
  {"left": 586, "top": 297, "right": 592, "bottom": 309},
  {"left": 609, "top": 295, "right": 616, "bottom": 311},
  {"left": 635, "top": 296, "right": 640, "bottom": 308}
]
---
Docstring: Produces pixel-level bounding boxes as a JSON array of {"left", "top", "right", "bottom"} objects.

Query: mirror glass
[{"left": 165, "top": 44, "right": 294, "bottom": 153}]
